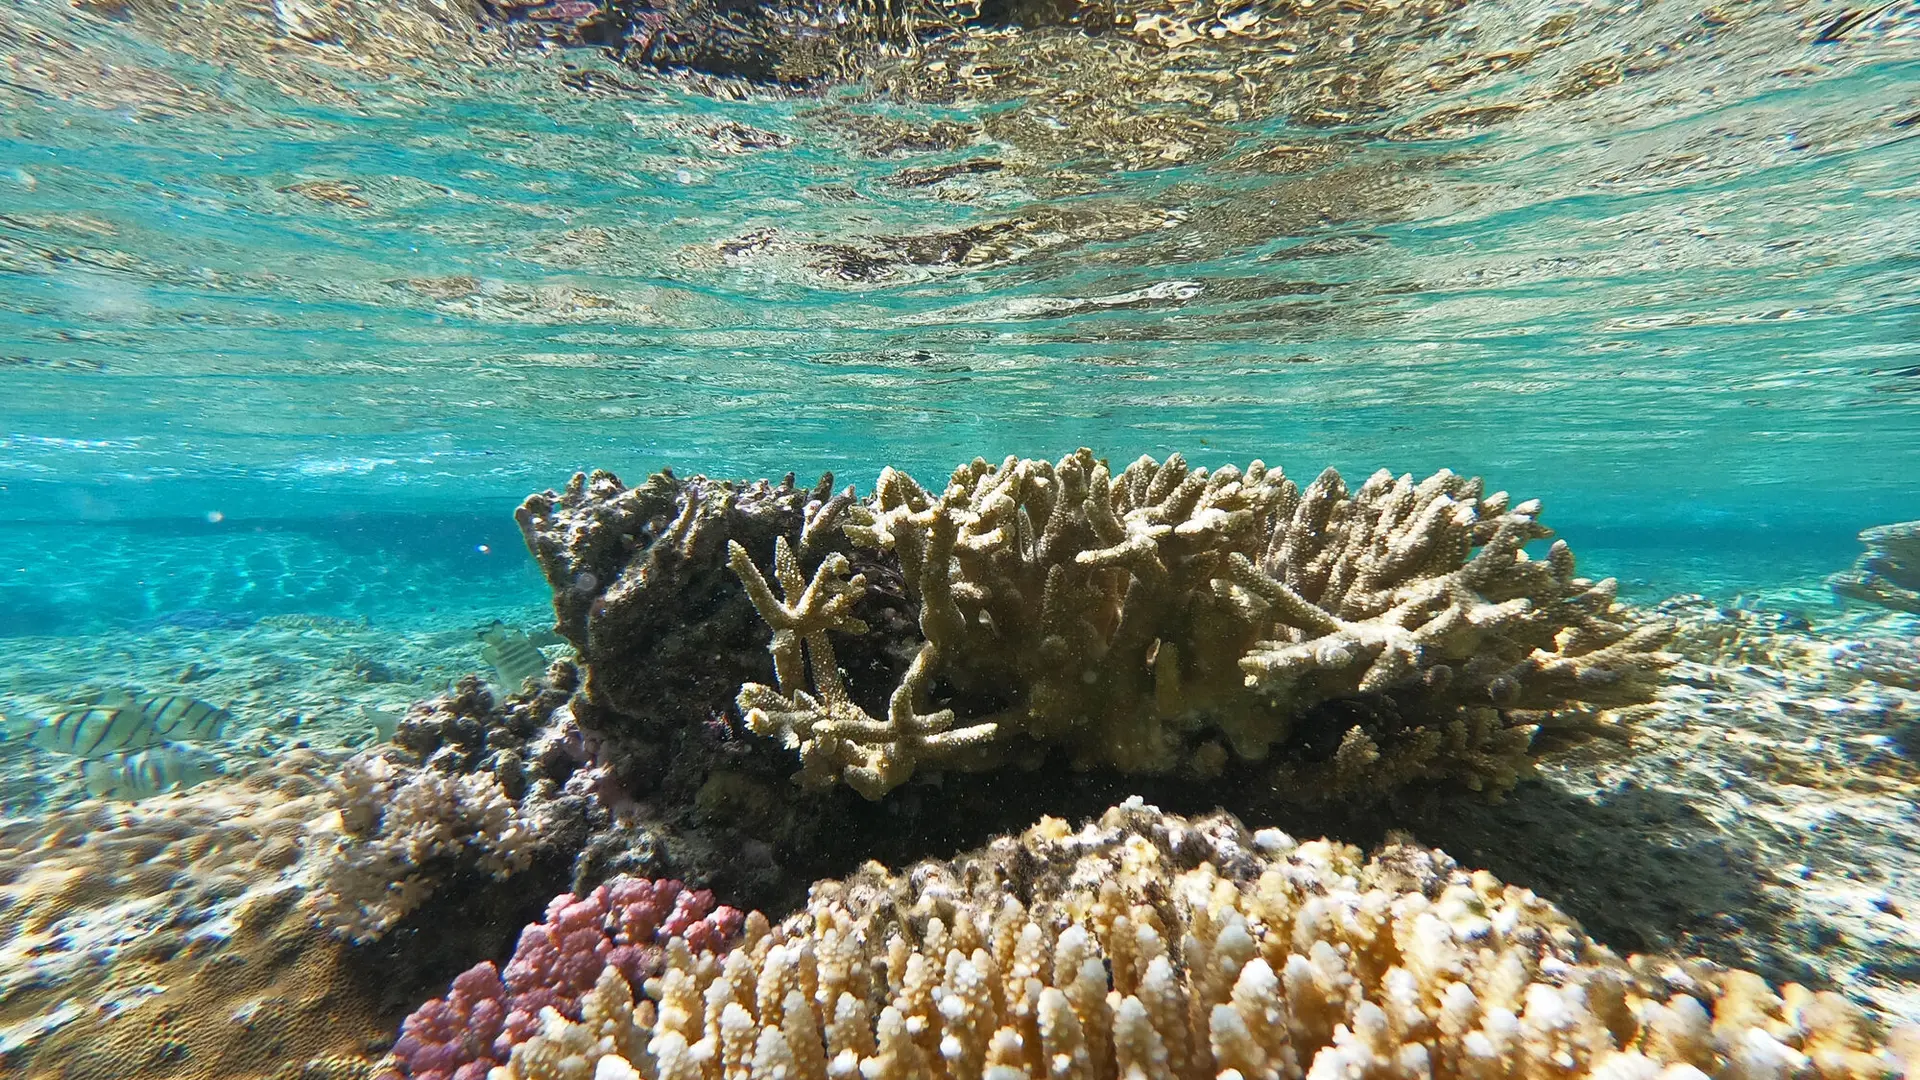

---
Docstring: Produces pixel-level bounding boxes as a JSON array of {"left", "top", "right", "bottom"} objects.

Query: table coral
[
  {"left": 392, "top": 799, "right": 1912, "bottom": 1080},
  {"left": 387, "top": 876, "right": 744, "bottom": 1080},
  {"left": 730, "top": 450, "right": 1674, "bottom": 799},
  {"left": 1830, "top": 522, "right": 1920, "bottom": 614}
]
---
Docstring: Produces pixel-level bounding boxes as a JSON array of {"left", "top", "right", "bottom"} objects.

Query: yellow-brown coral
[
  {"left": 732, "top": 450, "right": 1673, "bottom": 799},
  {"left": 488, "top": 799, "right": 1910, "bottom": 1080},
  {"left": 0, "top": 750, "right": 394, "bottom": 1079}
]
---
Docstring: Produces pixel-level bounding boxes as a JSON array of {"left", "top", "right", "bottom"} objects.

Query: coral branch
[{"left": 731, "top": 449, "right": 1673, "bottom": 799}]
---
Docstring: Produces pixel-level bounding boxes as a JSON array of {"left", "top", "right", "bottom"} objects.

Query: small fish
[
  {"left": 479, "top": 621, "right": 550, "bottom": 691},
  {"left": 29, "top": 692, "right": 163, "bottom": 758},
  {"left": 81, "top": 743, "right": 226, "bottom": 800},
  {"left": 134, "top": 694, "right": 232, "bottom": 742},
  {"left": 363, "top": 704, "right": 403, "bottom": 742}
]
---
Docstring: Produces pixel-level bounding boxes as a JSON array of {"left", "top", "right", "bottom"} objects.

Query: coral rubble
[
  {"left": 730, "top": 450, "right": 1672, "bottom": 799},
  {"left": 388, "top": 800, "right": 1912, "bottom": 1080},
  {"left": 1829, "top": 639, "right": 1920, "bottom": 693},
  {"left": 1830, "top": 522, "right": 1920, "bottom": 614}
]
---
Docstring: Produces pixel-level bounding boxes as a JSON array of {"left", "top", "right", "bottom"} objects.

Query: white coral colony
[{"left": 488, "top": 801, "right": 1908, "bottom": 1080}]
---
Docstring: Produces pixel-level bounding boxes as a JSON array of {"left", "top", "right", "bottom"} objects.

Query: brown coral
[
  {"left": 731, "top": 450, "right": 1674, "bottom": 799},
  {"left": 305, "top": 750, "right": 537, "bottom": 942},
  {"left": 0, "top": 750, "right": 395, "bottom": 1079},
  {"left": 486, "top": 800, "right": 1911, "bottom": 1080}
]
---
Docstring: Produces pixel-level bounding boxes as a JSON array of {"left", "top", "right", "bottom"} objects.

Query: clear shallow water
[
  {"left": 1, "top": 0, "right": 1917, "bottom": 636},
  {"left": 3, "top": 2, "right": 1920, "bottom": 1069}
]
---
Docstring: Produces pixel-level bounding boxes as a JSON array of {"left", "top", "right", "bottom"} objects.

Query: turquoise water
[
  {"left": 4, "top": 2, "right": 1920, "bottom": 1072},
  {"left": 2, "top": 0, "right": 1917, "bottom": 633}
]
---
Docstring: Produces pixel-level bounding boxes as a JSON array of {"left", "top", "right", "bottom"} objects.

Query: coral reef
[
  {"left": 732, "top": 450, "right": 1672, "bottom": 799},
  {"left": 388, "top": 877, "right": 744, "bottom": 1080},
  {"left": 391, "top": 800, "right": 1912, "bottom": 1080},
  {"left": 0, "top": 682, "right": 614, "bottom": 1079},
  {"left": 1830, "top": 522, "right": 1920, "bottom": 614},
  {"left": 1829, "top": 639, "right": 1920, "bottom": 693},
  {"left": 1656, "top": 596, "right": 1820, "bottom": 671},
  {"left": 308, "top": 675, "right": 595, "bottom": 942},
  {"left": 1394, "top": 596, "right": 1920, "bottom": 1025},
  {"left": 0, "top": 750, "right": 372, "bottom": 1076}
]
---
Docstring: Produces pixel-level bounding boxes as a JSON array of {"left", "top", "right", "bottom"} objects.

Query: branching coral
[
  {"left": 730, "top": 450, "right": 1673, "bottom": 799},
  {"left": 420, "top": 800, "right": 1910, "bottom": 1080}
]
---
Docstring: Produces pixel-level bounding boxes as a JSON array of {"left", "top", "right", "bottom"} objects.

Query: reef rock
[
  {"left": 514, "top": 468, "right": 878, "bottom": 734},
  {"left": 1830, "top": 521, "right": 1920, "bottom": 614}
]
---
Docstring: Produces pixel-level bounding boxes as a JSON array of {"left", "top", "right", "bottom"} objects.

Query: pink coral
[
  {"left": 389, "top": 877, "right": 743, "bottom": 1078},
  {"left": 389, "top": 963, "right": 508, "bottom": 1080}
]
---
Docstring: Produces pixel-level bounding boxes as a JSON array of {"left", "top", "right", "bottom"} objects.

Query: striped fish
[
  {"left": 134, "top": 694, "right": 231, "bottom": 742},
  {"left": 80, "top": 742, "right": 225, "bottom": 800},
  {"left": 479, "top": 621, "right": 549, "bottom": 691},
  {"left": 29, "top": 692, "right": 163, "bottom": 758}
]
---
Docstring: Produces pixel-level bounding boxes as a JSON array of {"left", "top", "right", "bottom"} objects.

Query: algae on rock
[
  {"left": 730, "top": 449, "right": 1674, "bottom": 800},
  {"left": 1829, "top": 521, "right": 1920, "bottom": 614}
]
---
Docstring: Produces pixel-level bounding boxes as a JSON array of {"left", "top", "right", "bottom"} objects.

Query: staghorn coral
[
  {"left": 1829, "top": 522, "right": 1920, "bottom": 615},
  {"left": 731, "top": 450, "right": 1673, "bottom": 799},
  {"left": 388, "top": 877, "right": 744, "bottom": 1080},
  {"left": 444, "top": 800, "right": 1911, "bottom": 1080}
]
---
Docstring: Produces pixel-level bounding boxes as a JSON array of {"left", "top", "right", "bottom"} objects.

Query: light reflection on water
[{"left": 0, "top": 0, "right": 1916, "bottom": 626}]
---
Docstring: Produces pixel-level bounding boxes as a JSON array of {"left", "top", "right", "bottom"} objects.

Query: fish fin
[{"left": 365, "top": 706, "right": 401, "bottom": 742}]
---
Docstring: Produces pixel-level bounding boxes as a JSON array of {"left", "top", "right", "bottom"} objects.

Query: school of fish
[
  {"left": 2, "top": 623, "right": 554, "bottom": 802},
  {"left": 8, "top": 689, "right": 233, "bottom": 800}
]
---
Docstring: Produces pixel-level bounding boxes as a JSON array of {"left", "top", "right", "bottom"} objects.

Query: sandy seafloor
[{"left": 0, "top": 581, "right": 1916, "bottom": 1029}]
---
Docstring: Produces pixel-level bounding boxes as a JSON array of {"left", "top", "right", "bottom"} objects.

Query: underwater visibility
[{"left": 1, "top": 0, "right": 1918, "bottom": 1077}]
